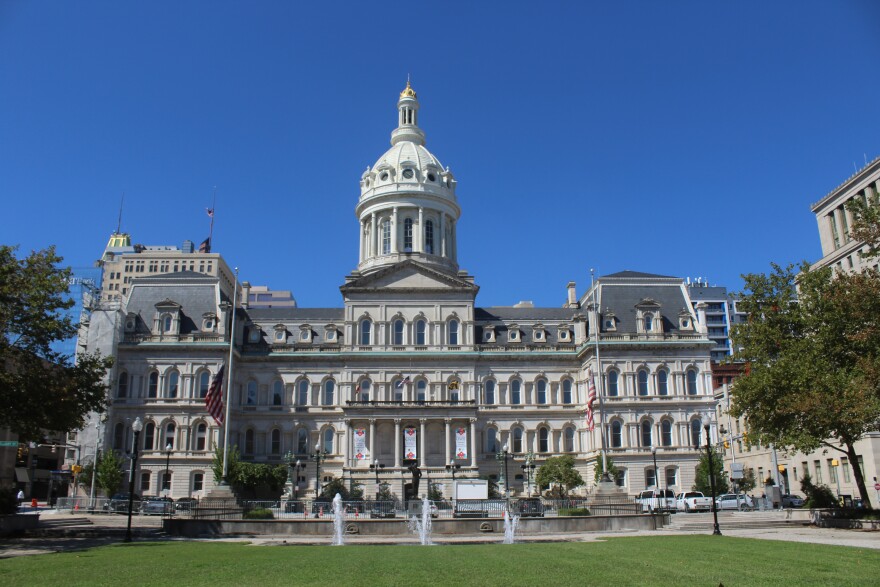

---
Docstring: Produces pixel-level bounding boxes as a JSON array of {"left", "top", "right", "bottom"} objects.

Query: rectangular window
[
  {"left": 841, "top": 458, "right": 851, "bottom": 483},
  {"left": 828, "top": 459, "right": 837, "bottom": 484},
  {"left": 193, "top": 473, "right": 204, "bottom": 492},
  {"left": 814, "top": 460, "right": 823, "bottom": 484},
  {"left": 140, "top": 472, "right": 151, "bottom": 492}
]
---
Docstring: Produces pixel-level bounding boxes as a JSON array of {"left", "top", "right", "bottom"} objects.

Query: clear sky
[{"left": 2, "top": 1, "right": 879, "bottom": 308}]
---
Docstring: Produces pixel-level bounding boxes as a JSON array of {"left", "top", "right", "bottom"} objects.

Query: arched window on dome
[
  {"left": 425, "top": 220, "right": 434, "bottom": 254},
  {"left": 382, "top": 221, "right": 391, "bottom": 255},
  {"left": 404, "top": 218, "right": 413, "bottom": 252}
]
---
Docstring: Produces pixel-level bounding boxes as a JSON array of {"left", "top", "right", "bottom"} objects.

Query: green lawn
[{"left": 1, "top": 536, "right": 877, "bottom": 586}]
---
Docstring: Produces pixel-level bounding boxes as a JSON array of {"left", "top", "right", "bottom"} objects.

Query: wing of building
[{"left": 77, "top": 83, "right": 717, "bottom": 501}]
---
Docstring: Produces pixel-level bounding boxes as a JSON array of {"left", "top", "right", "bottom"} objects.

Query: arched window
[
  {"left": 538, "top": 428, "right": 549, "bottom": 453},
  {"left": 637, "top": 369, "right": 649, "bottom": 396},
  {"left": 297, "top": 428, "right": 309, "bottom": 454},
  {"left": 165, "top": 423, "right": 176, "bottom": 449},
  {"left": 360, "top": 320, "right": 372, "bottom": 346},
  {"left": 641, "top": 420, "right": 653, "bottom": 447},
  {"left": 425, "top": 220, "right": 434, "bottom": 254},
  {"left": 393, "top": 319, "right": 405, "bottom": 345},
  {"left": 298, "top": 380, "right": 309, "bottom": 406},
  {"left": 646, "top": 467, "right": 657, "bottom": 488},
  {"left": 196, "top": 423, "right": 207, "bottom": 451},
  {"left": 484, "top": 380, "right": 495, "bottom": 404},
  {"left": 562, "top": 379, "right": 572, "bottom": 404},
  {"left": 690, "top": 419, "right": 703, "bottom": 448},
  {"left": 270, "top": 429, "right": 281, "bottom": 455},
  {"left": 359, "top": 380, "right": 371, "bottom": 402},
  {"left": 657, "top": 368, "right": 668, "bottom": 396},
  {"left": 416, "top": 380, "right": 427, "bottom": 402},
  {"left": 166, "top": 370, "right": 179, "bottom": 398},
  {"left": 273, "top": 380, "right": 284, "bottom": 406},
  {"left": 644, "top": 313, "right": 653, "bottom": 331},
  {"left": 686, "top": 369, "right": 698, "bottom": 395},
  {"left": 536, "top": 380, "right": 547, "bottom": 404},
  {"left": 113, "top": 422, "right": 125, "bottom": 450},
  {"left": 607, "top": 370, "right": 619, "bottom": 397},
  {"left": 163, "top": 315, "right": 173, "bottom": 332},
  {"left": 510, "top": 379, "right": 521, "bottom": 404},
  {"left": 404, "top": 218, "right": 413, "bottom": 251},
  {"left": 394, "top": 379, "right": 404, "bottom": 401},
  {"left": 512, "top": 428, "right": 524, "bottom": 453},
  {"left": 381, "top": 220, "right": 391, "bottom": 255},
  {"left": 449, "top": 380, "right": 460, "bottom": 402},
  {"left": 487, "top": 428, "right": 498, "bottom": 452},
  {"left": 323, "top": 380, "right": 335, "bottom": 406},
  {"left": 323, "top": 428, "right": 334, "bottom": 454},
  {"left": 415, "top": 319, "right": 426, "bottom": 345},
  {"left": 611, "top": 421, "right": 623, "bottom": 448},
  {"left": 199, "top": 372, "right": 210, "bottom": 399},
  {"left": 148, "top": 372, "right": 159, "bottom": 398},
  {"left": 117, "top": 372, "right": 128, "bottom": 398},
  {"left": 143, "top": 422, "right": 155, "bottom": 451},
  {"left": 661, "top": 420, "right": 673, "bottom": 447},
  {"left": 564, "top": 427, "right": 575, "bottom": 452},
  {"left": 246, "top": 381, "right": 257, "bottom": 405},
  {"left": 244, "top": 429, "right": 255, "bottom": 455},
  {"left": 448, "top": 320, "right": 459, "bottom": 345}
]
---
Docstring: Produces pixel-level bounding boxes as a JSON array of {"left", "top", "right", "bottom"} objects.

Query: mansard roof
[
  {"left": 245, "top": 307, "right": 344, "bottom": 321},
  {"left": 598, "top": 279, "right": 692, "bottom": 334}
]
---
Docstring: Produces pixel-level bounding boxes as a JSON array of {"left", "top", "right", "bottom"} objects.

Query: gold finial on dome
[{"left": 400, "top": 77, "right": 417, "bottom": 99}]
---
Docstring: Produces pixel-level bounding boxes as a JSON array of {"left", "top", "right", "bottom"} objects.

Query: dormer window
[
  {"left": 557, "top": 326, "right": 570, "bottom": 342},
  {"left": 300, "top": 325, "right": 312, "bottom": 343},
  {"left": 273, "top": 324, "right": 287, "bottom": 344},
  {"left": 602, "top": 309, "right": 617, "bottom": 331},
  {"left": 248, "top": 327, "right": 261, "bottom": 343},
  {"left": 163, "top": 315, "right": 173, "bottom": 332},
  {"left": 125, "top": 312, "right": 137, "bottom": 332},
  {"left": 202, "top": 313, "right": 217, "bottom": 332},
  {"left": 325, "top": 324, "right": 337, "bottom": 342},
  {"left": 508, "top": 324, "right": 520, "bottom": 343},
  {"left": 635, "top": 299, "right": 662, "bottom": 334},
  {"left": 484, "top": 325, "right": 496, "bottom": 343},
  {"left": 533, "top": 325, "right": 545, "bottom": 342},
  {"left": 402, "top": 168, "right": 414, "bottom": 179},
  {"left": 678, "top": 309, "right": 695, "bottom": 331},
  {"left": 644, "top": 313, "right": 654, "bottom": 331}
]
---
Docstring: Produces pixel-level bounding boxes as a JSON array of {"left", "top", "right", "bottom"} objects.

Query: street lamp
[
  {"left": 446, "top": 459, "right": 461, "bottom": 483},
  {"left": 124, "top": 417, "right": 143, "bottom": 543},
  {"left": 704, "top": 423, "right": 722, "bottom": 536},
  {"left": 650, "top": 446, "right": 659, "bottom": 514},
  {"left": 370, "top": 459, "right": 386, "bottom": 500},
  {"left": 163, "top": 443, "right": 173, "bottom": 497},
  {"left": 310, "top": 450, "right": 327, "bottom": 506},
  {"left": 495, "top": 443, "right": 510, "bottom": 501},
  {"left": 520, "top": 452, "right": 535, "bottom": 498}
]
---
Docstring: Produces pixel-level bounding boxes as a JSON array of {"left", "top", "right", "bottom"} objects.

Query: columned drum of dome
[{"left": 356, "top": 82, "right": 460, "bottom": 276}]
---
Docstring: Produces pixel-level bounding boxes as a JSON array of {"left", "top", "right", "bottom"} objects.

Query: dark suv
[
  {"left": 514, "top": 498, "right": 545, "bottom": 517},
  {"left": 105, "top": 493, "right": 141, "bottom": 514}
]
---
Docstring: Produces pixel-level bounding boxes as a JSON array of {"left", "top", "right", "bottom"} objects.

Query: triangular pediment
[{"left": 341, "top": 260, "right": 479, "bottom": 293}]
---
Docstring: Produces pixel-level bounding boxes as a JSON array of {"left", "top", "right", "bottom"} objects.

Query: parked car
[
  {"left": 675, "top": 492, "right": 713, "bottom": 513},
  {"left": 174, "top": 497, "right": 198, "bottom": 512},
  {"left": 715, "top": 493, "right": 754, "bottom": 511},
  {"left": 141, "top": 496, "right": 174, "bottom": 515},
  {"left": 636, "top": 489, "right": 676, "bottom": 513},
  {"left": 105, "top": 493, "right": 141, "bottom": 514},
  {"left": 514, "top": 498, "right": 545, "bottom": 517},
  {"left": 780, "top": 494, "right": 805, "bottom": 508}
]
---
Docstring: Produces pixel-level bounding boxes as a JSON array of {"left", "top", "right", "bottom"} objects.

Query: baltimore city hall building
[{"left": 79, "top": 83, "right": 718, "bottom": 502}]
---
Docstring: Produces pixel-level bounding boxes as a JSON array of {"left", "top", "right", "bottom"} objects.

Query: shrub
[
  {"left": 243, "top": 508, "right": 274, "bottom": 520},
  {"left": 800, "top": 473, "right": 838, "bottom": 509},
  {"left": 558, "top": 507, "right": 590, "bottom": 516}
]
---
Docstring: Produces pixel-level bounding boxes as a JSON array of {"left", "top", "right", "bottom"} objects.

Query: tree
[
  {"left": 692, "top": 445, "right": 729, "bottom": 496},
  {"left": 95, "top": 450, "right": 124, "bottom": 498},
  {"left": 730, "top": 262, "right": 880, "bottom": 506},
  {"left": 0, "top": 245, "right": 113, "bottom": 442},
  {"left": 737, "top": 468, "right": 757, "bottom": 494},
  {"left": 427, "top": 481, "right": 443, "bottom": 502},
  {"left": 800, "top": 472, "right": 838, "bottom": 509},
  {"left": 535, "top": 455, "right": 584, "bottom": 498},
  {"left": 593, "top": 456, "right": 620, "bottom": 485}
]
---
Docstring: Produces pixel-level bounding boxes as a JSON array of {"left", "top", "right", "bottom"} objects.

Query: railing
[
  {"left": 123, "top": 334, "right": 225, "bottom": 343},
  {"left": 346, "top": 400, "right": 476, "bottom": 408}
]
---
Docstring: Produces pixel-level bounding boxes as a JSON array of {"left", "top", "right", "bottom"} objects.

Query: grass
[{"left": 1, "top": 536, "right": 878, "bottom": 586}]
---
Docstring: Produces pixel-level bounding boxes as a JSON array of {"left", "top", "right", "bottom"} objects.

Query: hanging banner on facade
[
  {"left": 455, "top": 427, "right": 468, "bottom": 459},
  {"left": 404, "top": 426, "right": 417, "bottom": 460},
  {"left": 354, "top": 428, "right": 367, "bottom": 460}
]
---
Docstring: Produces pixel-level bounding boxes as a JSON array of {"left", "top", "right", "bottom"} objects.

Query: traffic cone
[
  {"left": 31, "top": 498, "right": 38, "bottom": 508},
  {"left": 75, "top": 503, "right": 79, "bottom": 511}
]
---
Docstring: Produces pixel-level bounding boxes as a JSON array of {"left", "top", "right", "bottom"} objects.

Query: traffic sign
[
  {"left": 0, "top": 441, "right": 19, "bottom": 447},
  {"left": 874, "top": 482, "right": 880, "bottom": 491}
]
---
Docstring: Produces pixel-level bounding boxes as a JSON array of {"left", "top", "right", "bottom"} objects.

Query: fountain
[
  {"left": 407, "top": 497, "right": 433, "bottom": 545},
  {"left": 502, "top": 509, "right": 519, "bottom": 544},
  {"left": 331, "top": 493, "right": 345, "bottom": 546}
]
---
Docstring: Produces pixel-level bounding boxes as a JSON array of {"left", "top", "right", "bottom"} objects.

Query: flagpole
[
  {"left": 208, "top": 187, "right": 216, "bottom": 251},
  {"left": 221, "top": 267, "right": 239, "bottom": 482},
  {"left": 591, "top": 268, "right": 610, "bottom": 481}
]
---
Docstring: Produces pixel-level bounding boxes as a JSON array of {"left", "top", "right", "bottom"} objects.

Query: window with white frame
[
  {"left": 637, "top": 369, "right": 649, "bottom": 396},
  {"left": 686, "top": 369, "right": 698, "bottom": 395},
  {"left": 143, "top": 422, "right": 155, "bottom": 451},
  {"left": 416, "top": 380, "right": 427, "bottom": 402},
  {"left": 297, "top": 428, "right": 309, "bottom": 453},
  {"left": 193, "top": 472, "right": 204, "bottom": 493},
  {"left": 611, "top": 421, "right": 623, "bottom": 448},
  {"left": 140, "top": 471, "right": 151, "bottom": 493},
  {"left": 393, "top": 319, "right": 405, "bottom": 345},
  {"left": 512, "top": 428, "right": 524, "bottom": 453},
  {"left": 487, "top": 428, "right": 498, "bottom": 452},
  {"left": 646, "top": 467, "right": 657, "bottom": 488},
  {"left": 607, "top": 370, "right": 619, "bottom": 397},
  {"left": 510, "top": 379, "right": 521, "bottom": 404},
  {"left": 690, "top": 419, "right": 702, "bottom": 448},
  {"left": 562, "top": 379, "right": 573, "bottom": 404},
  {"left": 382, "top": 220, "right": 391, "bottom": 255},
  {"left": 270, "top": 429, "right": 281, "bottom": 455},
  {"left": 148, "top": 371, "right": 158, "bottom": 398},
  {"left": 165, "top": 423, "right": 176, "bottom": 449},
  {"left": 196, "top": 423, "right": 207, "bottom": 451},
  {"left": 657, "top": 368, "right": 668, "bottom": 396},
  {"left": 323, "top": 380, "right": 335, "bottom": 405},
  {"left": 538, "top": 427, "right": 549, "bottom": 452},
  {"left": 641, "top": 420, "right": 653, "bottom": 447},
  {"left": 404, "top": 218, "right": 413, "bottom": 252},
  {"left": 360, "top": 319, "right": 372, "bottom": 345},
  {"left": 665, "top": 467, "right": 677, "bottom": 488},
  {"left": 536, "top": 379, "right": 547, "bottom": 404},
  {"left": 244, "top": 429, "right": 255, "bottom": 455},
  {"left": 246, "top": 381, "right": 257, "bottom": 405},
  {"left": 166, "top": 370, "right": 179, "bottom": 398},
  {"left": 117, "top": 372, "right": 128, "bottom": 398},
  {"left": 298, "top": 380, "right": 309, "bottom": 406},
  {"left": 415, "top": 319, "right": 426, "bottom": 345},
  {"left": 661, "top": 420, "right": 673, "bottom": 447},
  {"left": 564, "top": 427, "right": 575, "bottom": 452},
  {"left": 425, "top": 220, "right": 434, "bottom": 254},
  {"left": 484, "top": 380, "right": 495, "bottom": 404},
  {"left": 360, "top": 380, "right": 371, "bottom": 402},
  {"left": 199, "top": 372, "right": 210, "bottom": 399},
  {"left": 273, "top": 380, "right": 284, "bottom": 406},
  {"left": 323, "top": 428, "right": 334, "bottom": 453},
  {"left": 448, "top": 319, "right": 459, "bottom": 345}
]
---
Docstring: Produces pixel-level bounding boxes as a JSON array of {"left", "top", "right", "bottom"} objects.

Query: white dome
[{"left": 372, "top": 141, "right": 444, "bottom": 175}]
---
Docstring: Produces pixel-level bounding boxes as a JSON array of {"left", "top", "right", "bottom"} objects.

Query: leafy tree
[
  {"left": 319, "top": 476, "right": 363, "bottom": 501},
  {"left": 846, "top": 196, "right": 880, "bottom": 258},
  {"left": 211, "top": 444, "right": 241, "bottom": 484},
  {"left": 593, "top": 456, "right": 620, "bottom": 485},
  {"left": 535, "top": 455, "right": 585, "bottom": 498},
  {"left": 800, "top": 472, "right": 838, "bottom": 509},
  {"left": 692, "top": 445, "right": 729, "bottom": 496},
  {"left": 730, "top": 262, "right": 880, "bottom": 505},
  {"left": 0, "top": 245, "right": 113, "bottom": 442},
  {"left": 95, "top": 450, "right": 124, "bottom": 498},
  {"left": 478, "top": 474, "right": 501, "bottom": 499},
  {"left": 427, "top": 481, "right": 443, "bottom": 502},
  {"left": 376, "top": 481, "right": 398, "bottom": 505},
  {"left": 75, "top": 460, "right": 95, "bottom": 492},
  {"left": 736, "top": 468, "right": 757, "bottom": 494}
]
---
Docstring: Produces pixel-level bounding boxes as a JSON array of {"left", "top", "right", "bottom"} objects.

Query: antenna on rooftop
[{"left": 116, "top": 192, "right": 125, "bottom": 233}]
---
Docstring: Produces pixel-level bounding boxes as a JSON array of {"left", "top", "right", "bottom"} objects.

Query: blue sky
[{"left": 2, "top": 1, "right": 879, "bottom": 308}]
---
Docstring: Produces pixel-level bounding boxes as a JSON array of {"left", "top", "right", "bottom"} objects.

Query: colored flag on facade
[
  {"left": 586, "top": 368, "right": 597, "bottom": 431},
  {"left": 404, "top": 426, "right": 417, "bottom": 460},
  {"left": 206, "top": 363, "right": 225, "bottom": 425},
  {"left": 354, "top": 428, "right": 367, "bottom": 460},
  {"left": 198, "top": 238, "right": 211, "bottom": 253},
  {"left": 396, "top": 376, "right": 411, "bottom": 388},
  {"left": 455, "top": 427, "right": 468, "bottom": 459}
]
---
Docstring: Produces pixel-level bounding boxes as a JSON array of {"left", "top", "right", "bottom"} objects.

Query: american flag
[
  {"left": 206, "top": 208, "right": 214, "bottom": 218},
  {"left": 396, "top": 376, "right": 411, "bottom": 388},
  {"left": 206, "top": 363, "right": 225, "bottom": 425},
  {"left": 198, "top": 238, "right": 211, "bottom": 253},
  {"left": 586, "top": 368, "right": 598, "bottom": 431}
]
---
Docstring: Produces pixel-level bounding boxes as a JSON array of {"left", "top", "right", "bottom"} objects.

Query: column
[
  {"left": 358, "top": 221, "right": 364, "bottom": 262},
  {"left": 470, "top": 418, "right": 477, "bottom": 468},
  {"left": 833, "top": 208, "right": 846, "bottom": 248},
  {"left": 391, "top": 207, "right": 399, "bottom": 253},
  {"left": 342, "top": 419, "right": 350, "bottom": 464},
  {"left": 439, "top": 213, "right": 446, "bottom": 257},
  {"left": 444, "top": 418, "right": 451, "bottom": 464},
  {"left": 394, "top": 419, "right": 402, "bottom": 468},
  {"left": 417, "top": 207, "right": 424, "bottom": 252},
  {"left": 419, "top": 418, "right": 427, "bottom": 468},
  {"left": 369, "top": 418, "right": 376, "bottom": 459},
  {"left": 370, "top": 212, "right": 377, "bottom": 257}
]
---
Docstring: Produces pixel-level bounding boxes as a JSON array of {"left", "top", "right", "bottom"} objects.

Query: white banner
[
  {"left": 404, "top": 426, "right": 417, "bottom": 460},
  {"left": 455, "top": 427, "right": 468, "bottom": 459},
  {"left": 354, "top": 428, "right": 367, "bottom": 460}
]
